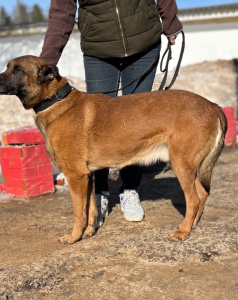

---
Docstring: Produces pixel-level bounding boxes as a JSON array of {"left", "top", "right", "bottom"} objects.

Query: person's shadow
[{"left": 107, "top": 162, "right": 186, "bottom": 218}]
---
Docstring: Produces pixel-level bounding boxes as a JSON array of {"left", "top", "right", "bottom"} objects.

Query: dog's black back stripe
[{"left": 33, "top": 82, "right": 73, "bottom": 114}]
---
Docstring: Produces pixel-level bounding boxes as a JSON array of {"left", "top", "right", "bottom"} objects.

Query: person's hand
[{"left": 168, "top": 35, "right": 177, "bottom": 45}]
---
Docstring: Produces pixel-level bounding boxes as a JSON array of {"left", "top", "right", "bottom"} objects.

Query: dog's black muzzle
[{"left": 0, "top": 73, "right": 19, "bottom": 95}]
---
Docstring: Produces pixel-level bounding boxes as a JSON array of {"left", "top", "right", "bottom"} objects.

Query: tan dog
[{"left": 0, "top": 56, "right": 227, "bottom": 244}]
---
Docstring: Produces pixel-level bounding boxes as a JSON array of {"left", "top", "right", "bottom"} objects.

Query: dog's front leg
[
  {"left": 59, "top": 172, "right": 90, "bottom": 244},
  {"left": 83, "top": 173, "right": 98, "bottom": 239}
]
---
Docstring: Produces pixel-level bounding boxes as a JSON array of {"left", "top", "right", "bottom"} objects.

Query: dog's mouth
[
  {"left": 0, "top": 82, "right": 26, "bottom": 98},
  {"left": 0, "top": 73, "right": 21, "bottom": 96},
  {"left": 0, "top": 78, "right": 17, "bottom": 95},
  {"left": 0, "top": 89, "right": 16, "bottom": 95},
  {"left": 0, "top": 85, "right": 17, "bottom": 95}
]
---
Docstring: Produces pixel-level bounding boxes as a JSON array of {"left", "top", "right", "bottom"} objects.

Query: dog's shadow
[{"left": 108, "top": 163, "right": 186, "bottom": 218}]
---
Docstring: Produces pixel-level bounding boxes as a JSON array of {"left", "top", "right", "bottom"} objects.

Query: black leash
[
  {"left": 102, "top": 31, "right": 185, "bottom": 94},
  {"left": 159, "top": 30, "right": 185, "bottom": 90}
]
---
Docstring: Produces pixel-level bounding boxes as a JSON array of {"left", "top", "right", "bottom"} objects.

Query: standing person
[{"left": 40, "top": 0, "right": 183, "bottom": 226}]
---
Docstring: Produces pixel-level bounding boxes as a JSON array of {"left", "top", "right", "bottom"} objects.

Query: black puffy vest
[{"left": 78, "top": 0, "right": 162, "bottom": 58}]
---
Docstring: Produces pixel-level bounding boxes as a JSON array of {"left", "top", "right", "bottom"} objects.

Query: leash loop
[
  {"left": 159, "top": 30, "right": 185, "bottom": 91},
  {"left": 158, "top": 42, "right": 172, "bottom": 91}
]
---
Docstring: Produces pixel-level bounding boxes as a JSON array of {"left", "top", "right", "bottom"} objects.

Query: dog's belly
[
  {"left": 87, "top": 142, "right": 170, "bottom": 171},
  {"left": 131, "top": 142, "right": 170, "bottom": 166}
]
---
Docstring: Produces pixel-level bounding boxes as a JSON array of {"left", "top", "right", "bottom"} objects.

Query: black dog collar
[{"left": 33, "top": 82, "right": 73, "bottom": 114}]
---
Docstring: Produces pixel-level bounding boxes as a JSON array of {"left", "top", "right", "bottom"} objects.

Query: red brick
[
  {"left": 23, "top": 176, "right": 53, "bottom": 191},
  {"left": 1, "top": 157, "right": 18, "bottom": 169},
  {"left": 0, "top": 145, "right": 50, "bottom": 161},
  {"left": 21, "top": 146, "right": 37, "bottom": 158},
  {"left": 3, "top": 175, "right": 54, "bottom": 198},
  {"left": 222, "top": 106, "right": 237, "bottom": 147},
  {"left": 23, "top": 180, "right": 54, "bottom": 198},
  {"left": 1, "top": 155, "right": 51, "bottom": 170},
  {"left": 3, "top": 177, "right": 23, "bottom": 190},
  {"left": 1, "top": 158, "right": 51, "bottom": 184},
  {"left": 35, "top": 146, "right": 51, "bottom": 160},
  {"left": 1, "top": 167, "right": 23, "bottom": 179},
  {"left": 35, "top": 144, "right": 48, "bottom": 154},
  {"left": 0, "top": 161, "right": 10, "bottom": 175},
  {"left": 22, "top": 189, "right": 39, "bottom": 198},
  {"left": 41, "top": 183, "right": 54, "bottom": 193},
  {"left": 33, "top": 154, "right": 52, "bottom": 165},
  {"left": 22, "top": 144, "right": 50, "bottom": 159},
  {"left": 23, "top": 167, "right": 40, "bottom": 178},
  {"left": 2, "top": 126, "right": 45, "bottom": 146},
  {"left": 0, "top": 147, "right": 22, "bottom": 158},
  {"left": 38, "top": 163, "right": 53, "bottom": 175},
  {"left": 4, "top": 187, "right": 24, "bottom": 197},
  {"left": 24, "top": 186, "right": 54, "bottom": 198},
  {"left": 0, "top": 127, "right": 55, "bottom": 198},
  {"left": 1, "top": 163, "right": 53, "bottom": 180},
  {"left": 1, "top": 157, "right": 24, "bottom": 169},
  {"left": 23, "top": 177, "right": 42, "bottom": 189}
]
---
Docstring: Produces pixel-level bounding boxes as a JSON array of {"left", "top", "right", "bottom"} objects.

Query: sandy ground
[{"left": 0, "top": 146, "right": 237, "bottom": 300}]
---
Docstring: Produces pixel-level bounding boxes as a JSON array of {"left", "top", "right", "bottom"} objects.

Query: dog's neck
[{"left": 33, "top": 82, "right": 73, "bottom": 114}]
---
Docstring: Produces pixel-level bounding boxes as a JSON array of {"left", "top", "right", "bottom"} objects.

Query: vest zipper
[{"left": 114, "top": 0, "right": 128, "bottom": 57}]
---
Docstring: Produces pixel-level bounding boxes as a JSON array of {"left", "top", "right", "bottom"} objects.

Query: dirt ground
[{"left": 0, "top": 145, "right": 237, "bottom": 300}]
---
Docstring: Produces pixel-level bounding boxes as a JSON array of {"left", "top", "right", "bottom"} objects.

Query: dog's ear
[{"left": 37, "top": 64, "right": 59, "bottom": 84}]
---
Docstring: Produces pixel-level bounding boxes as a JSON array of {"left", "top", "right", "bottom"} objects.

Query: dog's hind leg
[
  {"left": 59, "top": 170, "right": 90, "bottom": 244},
  {"left": 83, "top": 173, "right": 98, "bottom": 239},
  {"left": 192, "top": 177, "right": 208, "bottom": 228},
  {"left": 192, "top": 117, "right": 226, "bottom": 228},
  {"left": 170, "top": 154, "right": 200, "bottom": 241}
]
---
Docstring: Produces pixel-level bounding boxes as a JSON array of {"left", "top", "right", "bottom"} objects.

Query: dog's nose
[
  {"left": 0, "top": 73, "right": 15, "bottom": 95},
  {"left": 0, "top": 74, "right": 7, "bottom": 94}
]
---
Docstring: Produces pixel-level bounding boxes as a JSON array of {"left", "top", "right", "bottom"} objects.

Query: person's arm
[
  {"left": 157, "top": 0, "right": 183, "bottom": 44},
  {"left": 40, "top": 0, "right": 77, "bottom": 64}
]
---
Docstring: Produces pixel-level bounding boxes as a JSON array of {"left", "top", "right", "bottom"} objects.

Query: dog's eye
[{"left": 13, "top": 65, "right": 23, "bottom": 74}]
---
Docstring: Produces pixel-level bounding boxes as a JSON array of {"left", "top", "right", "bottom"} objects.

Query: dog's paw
[
  {"left": 170, "top": 230, "right": 190, "bottom": 241},
  {"left": 58, "top": 234, "right": 80, "bottom": 244},
  {"left": 82, "top": 224, "right": 96, "bottom": 239}
]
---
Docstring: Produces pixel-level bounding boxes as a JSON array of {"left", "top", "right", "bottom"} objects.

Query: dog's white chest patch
[{"left": 133, "top": 143, "right": 170, "bottom": 166}]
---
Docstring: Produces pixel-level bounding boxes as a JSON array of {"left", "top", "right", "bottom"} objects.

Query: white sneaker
[
  {"left": 119, "top": 190, "right": 144, "bottom": 222},
  {"left": 95, "top": 192, "right": 109, "bottom": 228}
]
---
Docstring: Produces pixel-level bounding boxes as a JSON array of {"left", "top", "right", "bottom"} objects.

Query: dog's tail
[{"left": 197, "top": 108, "right": 227, "bottom": 194}]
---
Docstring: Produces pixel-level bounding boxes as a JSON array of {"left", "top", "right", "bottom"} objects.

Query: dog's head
[{"left": 0, "top": 55, "right": 61, "bottom": 109}]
